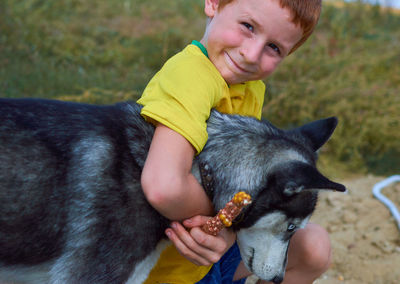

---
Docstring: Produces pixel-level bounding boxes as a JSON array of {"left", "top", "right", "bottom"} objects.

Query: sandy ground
[{"left": 247, "top": 175, "right": 400, "bottom": 284}]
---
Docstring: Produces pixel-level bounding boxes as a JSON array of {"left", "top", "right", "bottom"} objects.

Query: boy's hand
[{"left": 166, "top": 216, "right": 236, "bottom": 266}]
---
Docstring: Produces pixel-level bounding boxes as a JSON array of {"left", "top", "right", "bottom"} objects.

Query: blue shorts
[{"left": 196, "top": 242, "right": 246, "bottom": 284}]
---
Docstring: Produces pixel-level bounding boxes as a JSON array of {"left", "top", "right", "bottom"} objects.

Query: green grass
[
  {"left": 0, "top": 0, "right": 204, "bottom": 99},
  {"left": 1, "top": 0, "right": 399, "bottom": 176}
]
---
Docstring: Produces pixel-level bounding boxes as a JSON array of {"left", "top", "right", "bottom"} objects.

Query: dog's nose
[{"left": 271, "top": 275, "right": 284, "bottom": 284}]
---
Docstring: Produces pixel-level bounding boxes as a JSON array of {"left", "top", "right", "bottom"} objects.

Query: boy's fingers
[
  {"left": 167, "top": 222, "right": 221, "bottom": 265},
  {"left": 165, "top": 228, "right": 210, "bottom": 266},
  {"left": 171, "top": 222, "right": 211, "bottom": 252},
  {"left": 182, "top": 215, "right": 210, "bottom": 228},
  {"left": 190, "top": 227, "right": 228, "bottom": 253}
]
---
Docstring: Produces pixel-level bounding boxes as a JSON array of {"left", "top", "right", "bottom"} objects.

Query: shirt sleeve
[{"left": 137, "top": 50, "right": 226, "bottom": 154}]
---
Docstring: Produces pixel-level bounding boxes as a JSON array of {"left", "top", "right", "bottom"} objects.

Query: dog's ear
[
  {"left": 278, "top": 162, "right": 346, "bottom": 196},
  {"left": 291, "top": 117, "right": 338, "bottom": 151}
]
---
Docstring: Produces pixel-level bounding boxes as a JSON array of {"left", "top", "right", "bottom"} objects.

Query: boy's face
[{"left": 201, "top": 0, "right": 303, "bottom": 85}]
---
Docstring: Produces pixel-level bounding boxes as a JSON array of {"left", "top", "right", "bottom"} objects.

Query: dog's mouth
[
  {"left": 248, "top": 247, "right": 255, "bottom": 272},
  {"left": 242, "top": 245, "right": 287, "bottom": 283}
]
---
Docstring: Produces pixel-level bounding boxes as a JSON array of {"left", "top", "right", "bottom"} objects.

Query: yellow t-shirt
[
  {"left": 137, "top": 43, "right": 265, "bottom": 283},
  {"left": 137, "top": 44, "right": 265, "bottom": 154}
]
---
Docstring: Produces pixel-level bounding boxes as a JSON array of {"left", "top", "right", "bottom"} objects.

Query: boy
[{"left": 138, "top": 0, "right": 330, "bottom": 283}]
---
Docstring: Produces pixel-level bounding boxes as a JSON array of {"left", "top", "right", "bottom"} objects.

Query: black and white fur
[{"left": 0, "top": 98, "right": 345, "bottom": 283}]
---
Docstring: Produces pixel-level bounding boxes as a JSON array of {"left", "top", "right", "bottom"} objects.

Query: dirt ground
[{"left": 247, "top": 175, "right": 400, "bottom": 284}]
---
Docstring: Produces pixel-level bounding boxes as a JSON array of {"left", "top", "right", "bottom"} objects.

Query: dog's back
[{"left": 0, "top": 99, "right": 168, "bottom": 283}]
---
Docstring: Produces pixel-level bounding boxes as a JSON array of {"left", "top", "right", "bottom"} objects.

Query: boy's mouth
[{"left": 224, "top": 52, "right": 253, "bottom": 75}]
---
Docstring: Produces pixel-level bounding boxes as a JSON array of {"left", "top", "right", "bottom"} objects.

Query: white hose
[{"left": 372, "top": 175, "right": 400, "bottom": 232}]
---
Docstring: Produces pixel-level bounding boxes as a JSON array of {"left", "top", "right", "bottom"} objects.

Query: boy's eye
[
  {"left": 242, "top": 22, "right": 254, "bottom": 32},
  {"left": 268, "top": 43, "right": 281, "bottom": 55}
]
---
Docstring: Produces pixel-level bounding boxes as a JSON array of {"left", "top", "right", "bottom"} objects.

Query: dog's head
[
  {"left": 235, "top": 160, "right": 344, "bottom": 282},
  {"left": 196, "top": 111, "right": 346, "bottom": 282}
]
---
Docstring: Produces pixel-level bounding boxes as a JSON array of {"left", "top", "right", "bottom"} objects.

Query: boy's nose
[{"left": 239, "top": 41, "right": 263, "bottom": 64}]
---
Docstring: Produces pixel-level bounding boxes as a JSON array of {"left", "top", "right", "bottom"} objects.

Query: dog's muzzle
[{"left": 272, "top": 275, "right": 284, "bottom": 284}]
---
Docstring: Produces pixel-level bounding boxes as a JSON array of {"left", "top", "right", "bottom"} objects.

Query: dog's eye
[{"left": 287, "top": 223, "right": 296, "bottom": 232}]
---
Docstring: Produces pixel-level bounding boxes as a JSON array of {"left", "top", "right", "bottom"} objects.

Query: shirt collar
[{"left": 191, "top": 40, "right": 209, "bottom": 58}]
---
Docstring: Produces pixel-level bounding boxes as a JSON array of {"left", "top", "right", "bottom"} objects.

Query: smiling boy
[
  {"left": 203, "top": 0, "right": 303, "bottom": 84},
  {"left": 138, "top": 0, "right": 329, "bottom": 283}
]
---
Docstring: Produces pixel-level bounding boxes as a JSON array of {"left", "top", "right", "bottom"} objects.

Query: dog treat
[{"left": 202, "top": 191, "right": 251, "bottom": 236}]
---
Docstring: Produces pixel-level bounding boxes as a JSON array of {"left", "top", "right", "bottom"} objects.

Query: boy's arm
[
  {"left": 141, "top": 123, "right": 214, "bottom": 221},
  {"left": 142, "top": 124, "right": 235, "bottom": 266}
]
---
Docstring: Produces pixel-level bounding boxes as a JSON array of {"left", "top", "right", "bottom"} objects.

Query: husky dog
[{"left": 0, "top": 98, "right": 345, "bottom": 283}]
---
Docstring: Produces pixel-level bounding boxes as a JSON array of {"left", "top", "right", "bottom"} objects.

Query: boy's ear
[{"left": 204, "top": 0, "right": 219, "bottom": 17}]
